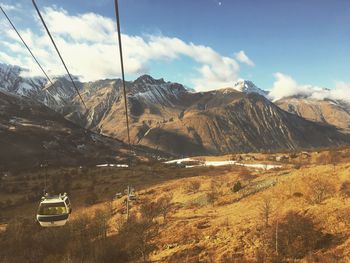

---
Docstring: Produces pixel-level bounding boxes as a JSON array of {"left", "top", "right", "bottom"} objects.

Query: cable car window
[{"left": 38, "top": 202, "right": 68, "bottom": 215}]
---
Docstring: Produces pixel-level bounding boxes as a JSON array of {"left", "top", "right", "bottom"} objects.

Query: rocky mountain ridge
[{"left": 1, "top": 63, "right": 349, "bottom": 155}]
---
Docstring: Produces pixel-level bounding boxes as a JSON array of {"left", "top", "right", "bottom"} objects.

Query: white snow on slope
[
  {"left": 96, "top": 163, "right": 129, "bottom": 168},
  {"left": 233, "top": 80, "right": 268, "bottom": 97},
  {"left": 165, "top": 158, "right": 282, "bottom": 170}
]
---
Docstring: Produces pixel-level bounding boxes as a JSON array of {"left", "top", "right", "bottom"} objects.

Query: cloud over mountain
[
  {"left": 0, "top": 6, "right": 252, "bottom": 91},
  {"left": 269, "top": 73, "right": 350, "bottom": 103}
]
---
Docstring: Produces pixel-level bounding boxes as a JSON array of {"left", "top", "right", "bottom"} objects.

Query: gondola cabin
[{"left": 36, "top": 193, "right": 72, "bottom": 227}]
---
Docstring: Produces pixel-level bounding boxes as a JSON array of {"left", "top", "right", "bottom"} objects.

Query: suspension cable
[
  {"left": 32, "top": 0, "right": 87, "bottom": 110},
  {"left": 0, "top": 5, "right": 56, "bottom": 91},
  {"left": 114, "top": 0, "right": 131, "bottom": 147},
  {"left": 0, "top": 5, "right": 71, "bottom": 106},
  {"left": 114, "top": 0, "right": 133, "bottom": 220}
]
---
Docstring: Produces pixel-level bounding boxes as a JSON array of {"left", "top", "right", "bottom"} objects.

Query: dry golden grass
[
  {"left": 101, "top": 161, "right": 350, "bottom": 262},
  {"left": 1, "top": 148, "right": 350, "bottom": 262}
]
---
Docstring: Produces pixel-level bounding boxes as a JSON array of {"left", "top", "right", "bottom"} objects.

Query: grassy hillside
[{"left": 1, "top": 148, "right": 350, "bottom": 262}]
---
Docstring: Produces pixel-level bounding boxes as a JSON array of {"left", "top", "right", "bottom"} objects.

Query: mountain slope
[
  {"left": 0, "top": 90, "right": 164, "bottom": 170},
  {"left": 1, "top": 64, "right": 349, "bottom": 156},
  {"left": 276, "top": 97, "right": 350, "bottom": 133},
  {"left": 80, "top": 79, "right": 349, "bottom": 155},
  {"left": 121, "top": 90, "right": 349, "bottom": 155}
]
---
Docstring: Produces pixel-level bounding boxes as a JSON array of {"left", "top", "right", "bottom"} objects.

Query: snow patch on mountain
[
  {"left": 133, "top": 83, "right": 185, "bottom": 106},
  {"left": 233, "top": 79, "right": 268, "bottom": 96},
  {"left": 131, "top": 75, "right": 187, "bottom": 106}
]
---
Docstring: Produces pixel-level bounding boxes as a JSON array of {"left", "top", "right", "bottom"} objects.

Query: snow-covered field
[
  {"left": 165, "top": 158, "right": 282, "bottom": 170},
  {"left": 96, "top": 163, "right": 129, "bottom": 168}
]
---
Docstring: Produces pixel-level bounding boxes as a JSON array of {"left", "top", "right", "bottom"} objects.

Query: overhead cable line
[
  {"left": 114, "top": 0, "right": 131, "bottom": 147},
  {"left": 0, "top": 5, "right": 56, "bottom": 91},
  {"left": 32, "top": 0, "right": 87, "bottom": 110},
  {"left": 114, "top": 0, "right": 133, "bottom": 220}
]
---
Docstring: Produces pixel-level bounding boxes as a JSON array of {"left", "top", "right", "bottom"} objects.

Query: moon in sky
[{"left": 219, "top": 2, "right": 222, "bottom": 6}]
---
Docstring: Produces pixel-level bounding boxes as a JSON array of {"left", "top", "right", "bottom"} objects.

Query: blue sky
[{"left": 0, "top": 0, "right": 349, "bottom": 93}]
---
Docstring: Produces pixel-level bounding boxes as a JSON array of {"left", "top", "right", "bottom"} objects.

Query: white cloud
[
  {"left": 269, "top": 73, "right": 307, "bottom": 100},
  {"left": 43, "top": 7, "right": 115, "bottom": 43},
  {"left": 269, "top": 73, "right": 350, "bottom": 103},
  {"left": 0, "top": 6, "right": 253, "bottom": 91},
  {"left": 0, "top": 3, "right": 21, "bottom": 11},
  {"left": 329, "top": 82, "right": 350, "bottom": 103},
  {"left": 235, "top": 50, "right": 255, "bottom": 67},
  {"left": 146, "top": 36, "right": 240, "bottom": 90}
]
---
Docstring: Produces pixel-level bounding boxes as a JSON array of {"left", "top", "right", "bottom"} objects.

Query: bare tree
[
  {"left": 305, "top": 175, "right": 336, "bottom": 204},
  {"left": 139, "top": 200, "right": 162, "bottom": 222},
  {"left": 158, "top": 193, "right": 173, "bottom": 222},
  {"left": 207, "top": 180, "right": 220, "bottom": 205},
  {"left": 70, "top": 214, "right": 94, "bottom": 261},
  {"left": 119, "top": 200, "right": 161, "bottom": 262},
  {"left": 133, "top": 218, "right": 159, "bottom": 262},
  {"left": 328, "top": 150, "right": 340, "bottom": 173},
  {"left": 258, "top": 195, "right": 273, "bottom": 227},
  {"left": 269, "top": 211, "right": 323, "bottom": 259},
  {"left": 92, "top": 207, "right": 111, "bottom": 239}
]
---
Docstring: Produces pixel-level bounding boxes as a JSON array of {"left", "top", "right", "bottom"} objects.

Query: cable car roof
[
  {"left": 40, "top": 193, "right": 68, "bottom": 203},
  {"left": 40, "top": 198, "right": 65, "bottom": 204}
]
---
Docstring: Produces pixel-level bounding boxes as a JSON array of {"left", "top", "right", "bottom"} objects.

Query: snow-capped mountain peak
[{"left": 232, "top": 79, "right": 267, "bottom": 96}]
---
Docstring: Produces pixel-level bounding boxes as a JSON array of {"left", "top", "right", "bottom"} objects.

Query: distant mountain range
[
  {"left": 0, "top": 72, "right": 168, "bottom": 169},
  {"left": 276, "top": 96, "right": 350, "bottom": 133},
  {"left": 0, "top": 90, "right": 123, "bottom": 169},
  {"left": 1, "top": 63, "right": 349, "bottom": 156}
]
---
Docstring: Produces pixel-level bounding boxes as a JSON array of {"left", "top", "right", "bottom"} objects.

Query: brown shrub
[
  {"left": 238, "top": 167, "right": 256, "bottom": 181},
  {"left": 139, "top": 199, "right": 162, "bottom": 221},
  {"left": 292, "top": 192, "right": 303, "bottom": 198},
  {"left": 304, "top": 175, "right": 336, "bottom": 204},
  {"left": 328, "top": 150, "right": 341, "bottom": 167},
  {"left": 0, "top": 218, "right": 71, "bottom": 263},
  {"left": 167, "top": 245, "right": 204, "bottom": 263},
  {"left": 158, "top": 193, "right": 173, "bottom": 222},
  {"left": 118, "top": 215, "right": 159, "bottom": 262},
  {"left": 269, "top": 211, "right": 327, "bottom": 259},
  {"left": 85, "top": 192, "right": 98, "bottom": 205},
  {"left": 340, "top": 181, "right": 350, "bottom": 198},
  {"left": 312, "top": 253, "right": 343, "bottom": 263},
  {"left": 93, "top": 238, "right": 129, "bottom": 263},
  {"left": 185, "top": 180, "right": 201, "bottom": 193},
  {"left": 231, "top": 181, "right": 242, "bottom": 193},
  {"left": 0, "top": 210, "right": 136, "bottom": 262},
  {"left": 207, "top": 180, "right": 221, "bottom": 205},
  {"left": 90, "top": 207, "right": 111, "bottom": 239},
  {"left": 316, "top": 153, "right": 328, "bottom": 165}
]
